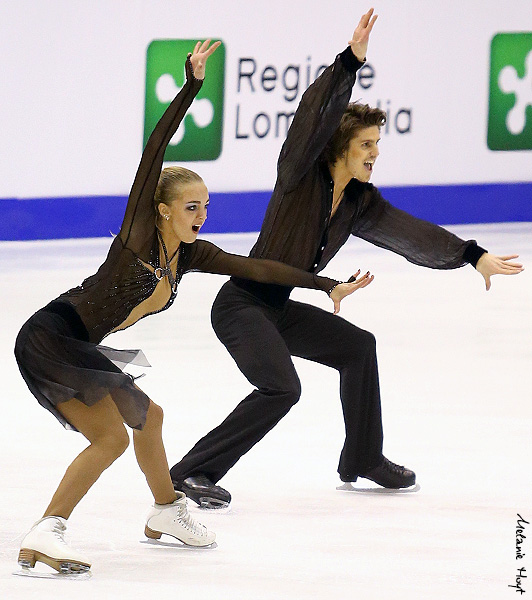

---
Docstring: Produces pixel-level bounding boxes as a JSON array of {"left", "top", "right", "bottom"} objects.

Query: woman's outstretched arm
[
  {"left": 120, "top": 40, "right": 220, "bottom": 254},
  {"left": 188, "top": 240, "right": 373, "bottom": 313}
]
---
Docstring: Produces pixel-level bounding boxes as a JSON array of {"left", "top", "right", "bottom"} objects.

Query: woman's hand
[
  {"left": 475, "top": 253, "right": 524, "bottom": 291},
  {"left": 189, "top": 39, "right": 221, "bottom": 80},
  {"left": 349, "top": 8, "right": 378, "bottom": 62},
  {"left": 329, "top": 270, "right": 374, "bottom": 314}
]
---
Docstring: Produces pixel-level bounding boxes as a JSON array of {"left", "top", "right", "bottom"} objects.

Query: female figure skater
[{"left": 14, "top": 41, "right": 370, "bottom": 574}]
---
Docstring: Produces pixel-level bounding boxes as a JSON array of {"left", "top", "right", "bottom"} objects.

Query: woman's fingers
[
  {"left": 205, "top": 40, "right": 221, "bottom": 56},
  {"left": 348, "top": 271, "right": 374, "bottom": 288},
  {"left": 193, "top": 39, "right": 221, "bottom": 57},
  {"left": 346, "top": 269, "right": 361, "bottom": 283}
]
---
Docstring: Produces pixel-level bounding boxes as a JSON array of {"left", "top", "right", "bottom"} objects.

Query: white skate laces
[
  {"left": 18, "top": 516, "right": 91, "bottom": 574},
  {"left": 49, "top": 518, "right": 66, "bottom": 541},
  {"left": 145, "top": 492, "right": 216, "bottom": 546},
  {"left": 173, "top": 500, "right": 209, "bottom": 536}
]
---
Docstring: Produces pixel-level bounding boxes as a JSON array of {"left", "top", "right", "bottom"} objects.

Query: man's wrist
[
  {"left": 463, "top": 243, "right": 487, "bottom": 268},
  {"left": 339, "top": 46, "right": 365, "bottom": 72}
]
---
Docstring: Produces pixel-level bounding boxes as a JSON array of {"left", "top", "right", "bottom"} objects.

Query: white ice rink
[{"left": 0, "top": 224, "right": 531, "bottom": 599}]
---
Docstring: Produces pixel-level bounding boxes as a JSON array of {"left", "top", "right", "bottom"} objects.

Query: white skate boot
[
  {"left": 18, "top": 516, "right": 91, "bottom": 574},
  {"left": 145, "top": 492, "right": 216, "bottom": 547}
]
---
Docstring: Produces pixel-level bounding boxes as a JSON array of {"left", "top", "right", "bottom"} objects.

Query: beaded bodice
[
  {"left": 56, "top": 57, "right": 200, "bottom": 344},
  {"left": 55, "top": 56, "right": 337, "bottom": 342}
]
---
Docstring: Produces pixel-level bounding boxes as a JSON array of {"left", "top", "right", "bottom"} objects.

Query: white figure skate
[
  {"left": 145, "top": 492, "right": 216, "bottom": 547},
  {"left": 18, "top": 516, "right": 91, "bottom": 575}
]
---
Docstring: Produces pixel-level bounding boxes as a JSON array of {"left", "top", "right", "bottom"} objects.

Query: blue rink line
[{"left": 1, "top": 182, "right": 530, "bottom": 241}]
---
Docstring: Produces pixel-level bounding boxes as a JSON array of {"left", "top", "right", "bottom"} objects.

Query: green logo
[
  {"left": 144, "top": 39, "right": 225, "bottom": 161},
  {"left": 487, "top": 32, "right": 532, "bottom": 151}
]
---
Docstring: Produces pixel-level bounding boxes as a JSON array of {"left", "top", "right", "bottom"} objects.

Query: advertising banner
[{"left": 0, "top": 0, "right": 530, "bottom": 238}]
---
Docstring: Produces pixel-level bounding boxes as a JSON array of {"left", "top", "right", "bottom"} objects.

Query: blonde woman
[{"left": 14, "top": 40, "right": 370, "bottom": 575}]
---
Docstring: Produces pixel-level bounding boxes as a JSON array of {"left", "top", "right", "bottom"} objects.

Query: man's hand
[
  {"left": 475, "top": 253, "right": 524, "bottom": 291},
  {"left": 330, "top": 270, "right": 374, "bottom": 314},
  {"left": 349, "top": 8, "right": 378, "bottom": 62},
  {"left": 189, "top": 39, "right": 221, "bottom": 80}
]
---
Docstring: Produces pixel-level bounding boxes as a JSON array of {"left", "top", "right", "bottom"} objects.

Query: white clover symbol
[
  {"left": 155, "top": 72, "right": 214, "bottom": 145},
  {"left": 498, "top": 48, "right": 532, "bottom": 135}
]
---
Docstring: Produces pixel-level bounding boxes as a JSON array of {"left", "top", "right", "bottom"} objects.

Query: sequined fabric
[{"left": 15, "top": 57, "right": 339, "bottom": 430}]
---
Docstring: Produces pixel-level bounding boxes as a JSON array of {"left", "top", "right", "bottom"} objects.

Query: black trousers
[{"left": 170, "top": 281, "right": 383, "bottom": 484}]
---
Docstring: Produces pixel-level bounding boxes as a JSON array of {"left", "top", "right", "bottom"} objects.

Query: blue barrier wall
[{"left": 1, "top": 182, "right": 530, "bottom": 241}]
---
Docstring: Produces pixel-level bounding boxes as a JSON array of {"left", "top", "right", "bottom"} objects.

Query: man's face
[{"left": 342, "top": 126, "right": 380, "bottom": 182}]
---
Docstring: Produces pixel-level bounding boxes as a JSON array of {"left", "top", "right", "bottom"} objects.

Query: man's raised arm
[{"left": 277, "top": 8, "right": 378, "bottom": 192}]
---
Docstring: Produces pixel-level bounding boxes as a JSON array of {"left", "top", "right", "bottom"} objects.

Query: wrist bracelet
[{"left": 327, "top": 282, "right": 341, "bottom": 296}]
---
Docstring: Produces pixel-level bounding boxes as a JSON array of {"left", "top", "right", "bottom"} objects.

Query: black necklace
[{"left": 155, "top": 231, "right": 179, "bottom": 295}]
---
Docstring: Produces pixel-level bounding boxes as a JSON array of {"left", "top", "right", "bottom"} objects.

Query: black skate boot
[
  {"left": 357, "top": 457, "right": 416, "bottom": 489},
  {"left": 173, "top": 474, "right": 231, "bottom": 509}
]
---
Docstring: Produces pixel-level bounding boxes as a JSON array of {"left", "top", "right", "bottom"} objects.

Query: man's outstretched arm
[{"left": 277, "top": 8, "right": 378, "bottom": 192}]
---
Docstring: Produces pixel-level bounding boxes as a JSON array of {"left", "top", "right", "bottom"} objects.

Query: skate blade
[
  {"left": 336, "top": 482, "right": 421, "bottom": 494},
  {"left": 198, "top": 497, "right": 231, "bottom": 511},
  {"left": 13, "top": 566, "right": 92, "bottom": 580},
  {"left": 140, "top": 537, "right": 217, "bottom": 550}
]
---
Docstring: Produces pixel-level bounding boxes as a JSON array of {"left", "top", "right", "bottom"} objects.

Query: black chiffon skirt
[{"left": 14, "top": 301, "right": 151, "bottom": 431}]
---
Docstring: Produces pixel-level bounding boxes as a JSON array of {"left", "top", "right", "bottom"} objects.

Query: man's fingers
[
  {"left": 495, "top": 262, "right": 524, "bottom": 273},
  {"left": 358, "top": 8, "right": 377, "bottom": 34},
  {"left": 367, "top": 14, "right": 378, "bottom": 32},
  {"left": 361, "top": 7, "right": 374, "bottom": 27},
  {"left": 354, "top": 8, "right": 373, "bottom": 36}
]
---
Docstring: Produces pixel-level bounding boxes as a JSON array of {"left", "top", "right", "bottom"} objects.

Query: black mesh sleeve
[
  {"left": 353, "top": 188, "right": 482, "bottom": 269},
  {"left": 276, "top": 48, "right": 364, "bottom": 193},
  {"left": 119, "top": 57, "right": 203, "bottom": 256},
  {"left": 186, "top": 240, "right": 339, "bottom": 292}
]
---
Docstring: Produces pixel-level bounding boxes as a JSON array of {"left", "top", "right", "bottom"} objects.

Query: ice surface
[{"left": 0, "top": 224, "right": 531, "bottom": 599}]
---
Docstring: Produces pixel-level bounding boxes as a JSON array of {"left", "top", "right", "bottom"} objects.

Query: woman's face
[{"left": 160, "top": 181, "right": 209, "bottom": 244}]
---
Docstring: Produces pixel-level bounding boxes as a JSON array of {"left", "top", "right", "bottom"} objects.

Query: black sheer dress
[{"left": 14, "top": 57, "right": 338, "bottom": 431}]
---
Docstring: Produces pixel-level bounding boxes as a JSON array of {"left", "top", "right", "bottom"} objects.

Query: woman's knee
[{"left": 95, "top": 426, "right": 130, "bottom": 459}]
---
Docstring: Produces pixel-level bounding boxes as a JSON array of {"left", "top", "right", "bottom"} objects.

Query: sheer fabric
[
  {"left": 233, "top": 48, "right": 485, "bottom": 307},
  {"left": 15, "top": 57, "right": 338, "bottom": 430}
]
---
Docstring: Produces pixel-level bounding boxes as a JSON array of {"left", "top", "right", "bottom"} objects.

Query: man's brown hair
[{"left": 321, "top": 103, "right": 387, "bottom": 165}]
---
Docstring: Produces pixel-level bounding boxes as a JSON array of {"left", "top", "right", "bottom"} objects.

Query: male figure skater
[{"left": 170, "top": 9, "right": 523, "bottom": 507}]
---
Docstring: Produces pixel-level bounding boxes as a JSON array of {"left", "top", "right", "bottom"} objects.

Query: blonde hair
[{"left": 154, "top": 166, "right": 203, "bottom": 217}]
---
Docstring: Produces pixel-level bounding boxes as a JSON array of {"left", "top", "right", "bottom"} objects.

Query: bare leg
[
  {"left": 44, "top": 395, "right": 130, "bottom": 519},
  {"left": 133, "top": 400, "right": 177, "bottom": 505}
]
